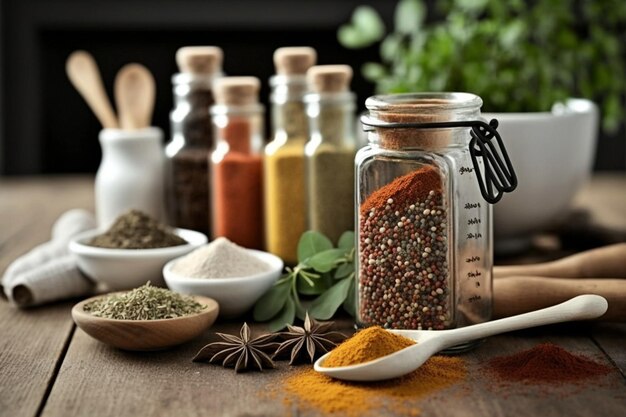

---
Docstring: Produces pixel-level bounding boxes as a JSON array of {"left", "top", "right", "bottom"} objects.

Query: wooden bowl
[{"left": 72, "top": 294, "right": 219, "bottom": 351}]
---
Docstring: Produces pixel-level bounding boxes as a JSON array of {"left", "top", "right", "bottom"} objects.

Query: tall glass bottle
[
  {"left": 210, "top": 77, "right": 264, "bottom": 249},
  {"left": 166, "top": 46, "right": 223, "bottom": 235},
  {"left": 264, "top": 47, "right": 316, "bottom": 264},
  {"left": 304, "top": 65, "right": 357, "bottom": 244}
]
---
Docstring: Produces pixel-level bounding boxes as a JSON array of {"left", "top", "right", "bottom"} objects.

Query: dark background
[{"left": 0, "top": 0, "right": 624, "bottom": 175}]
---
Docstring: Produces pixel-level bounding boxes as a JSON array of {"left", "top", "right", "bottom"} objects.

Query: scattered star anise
[
  {"left": 273, "top": 312, "right": 346, "bottom": 365},
  {"left": 192, "top": 323, "right": 278, "bottom": 372}
]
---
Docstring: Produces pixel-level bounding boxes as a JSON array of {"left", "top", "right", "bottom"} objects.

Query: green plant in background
[
  {"left": 254, "top": 231, "right": 355, "bottom": 331},
  {"left": 338, "top": 0, "right": 626, "bottom": 132}
]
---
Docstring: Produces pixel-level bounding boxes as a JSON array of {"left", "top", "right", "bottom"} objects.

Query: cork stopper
[
  {"left": 274, "top": 47, "right": 317, "bottom": 75},
  {"left": 307, "top": 65, "right": 353, "bottom": 93},
  {"left": 213, "top": 76, "right": 260, "bottom": 106},
  {"left": 176, "top": 46, "right": 223, "bottom": 74}
]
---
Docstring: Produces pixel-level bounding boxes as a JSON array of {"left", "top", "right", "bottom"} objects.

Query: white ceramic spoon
[{"left": 314, "top": 294, "right": 608, "bottom": 382}]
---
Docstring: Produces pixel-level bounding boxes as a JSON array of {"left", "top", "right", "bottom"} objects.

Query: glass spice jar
[
  {"left": 264, "top": 47, "right": 317, "bottom": 264},
  {"left": 165, "top": 46, "right": 223, "bottom": 235},
  {"left": 304, "top": 65, "right": 357, "bottom": 244},
  {"left": 210, "top": 77, "right": 264, "bottom": 249},
  {"left": 356, "top": 93, "right": 516, "bottom": 351}
]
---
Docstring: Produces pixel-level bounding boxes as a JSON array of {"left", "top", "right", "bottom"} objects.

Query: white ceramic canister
[{"left": 95, "top": 128, "right": 166, "bottom": 228}]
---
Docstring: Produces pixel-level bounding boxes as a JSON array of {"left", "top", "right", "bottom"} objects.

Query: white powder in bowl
[{"left": 171, "top": 237, "right": 273, "bottom": 278}]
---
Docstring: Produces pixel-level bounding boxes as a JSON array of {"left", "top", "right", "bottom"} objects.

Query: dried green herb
[
  {"left": 192, "top": 323, "right": 278, "bottom": 372},
  {"left": 273, "top": 312, "right": 346, "bottom": 365},
  {"left": 84, "top": 282, "right": 205, "bottom": 320},
  {"left": 89, "top": 209, "right": 187, "bottom": 249}
]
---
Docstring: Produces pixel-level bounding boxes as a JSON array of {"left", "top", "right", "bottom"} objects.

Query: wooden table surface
[{"left": 1, "top": 175, "right": 625, "bottom": 417}]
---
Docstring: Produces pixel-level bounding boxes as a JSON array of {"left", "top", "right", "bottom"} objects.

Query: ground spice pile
[
  {"left": 359, "top": 165, "right": 449, "bottom": 330},
  {"left": 282, "top": 356, "right": 466, "bottom": 417},
  {"left": 89, "top": 210, "right": 186, "bottom": 249},
  {"left": 84, "top": 282, "right": 205, "bottom": 320},
  {"left": 487, "top": 343, "right": 613, "bottom": 384},
  {"left": 324, "top": 326, "right": 415, "bottom": 367}
]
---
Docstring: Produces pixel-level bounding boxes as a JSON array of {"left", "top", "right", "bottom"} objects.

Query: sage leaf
[
  {"left": 334, "top": 262, "right": 354, "bottom": 279},
  {"left": 269, "top": 296, "right": 296, "bottom": 332},
  {"left": 309, "top": 277, "right": 353, "bottom": 320},
  {"left": 307, "top": 248, "right": 346, "bottom": 273},
  {"left": 297, "top": 273, "right": 328, "bottom": 295},
  {"left": 338, "top": 25, "right": 368, "bottom": 49},
  {"left": 343, "top": 277, "right": 357, "bottom": 317},
  {"left": 297, "top": 231, "right": 333, "bottom": 263},
  {"left": 337, "top": 231, "right": 355, "bottom": 250},
  {"left": 253, "top": 279, "right": 291, "bottom": 321}
]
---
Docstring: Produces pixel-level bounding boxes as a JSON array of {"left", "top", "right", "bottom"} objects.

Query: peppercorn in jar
[{"left": 356, "top": 93, "right": 517, "bottom": 351}]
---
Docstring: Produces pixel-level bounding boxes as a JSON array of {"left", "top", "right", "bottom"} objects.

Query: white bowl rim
[
  {"left": 69, "top": 228, "right": 208, "bottom": 258},
  {"left": 163, "top": 249, "right": 284, "bottom": 284}
]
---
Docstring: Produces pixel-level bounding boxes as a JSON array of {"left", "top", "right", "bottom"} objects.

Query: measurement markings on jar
[
  {"left": 467, "top": 270, "right": 482, "bottom": 279},
  {"left": 466, "top": 232, "right": 483, "bottom": 240},
  {"left": 464, "top": 202, "right": 481, "bottom": 209},
  {"left": 467, "top": 217, "right": 481, "bottom": 225},
  {"left": 459, "top": 166, "right": 474, "bottom": 175},
  {"left": 465, "top": 255, "right": 481, "bottom": 263},
  {"left": 468, "top": 295, "right": 482, "bottom": 303}
]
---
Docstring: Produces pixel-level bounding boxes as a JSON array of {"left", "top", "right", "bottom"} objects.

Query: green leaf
[
  {"left": 362, "top": 62, "right": 387, "bottom": 81},
  {"left": 338, "top": 25, "right": 369, "bottom": 49},
  {"left": 337, "top": 231, "right": 355, "bottom": 250},
  {"left": 352, "top": 5, "right": 386, "bottom": 41},
  {"left": 380, "top": 34, "right": 402, "bottom": 62},
  {"left": 395, "top": 0, "right": 425, "bottom": 35},
  {"left": 307, "top": 248, "right": 346, "bottom": 273},
  {"left": 253, "top": 279, "right": 291, "bottom": 321},
  {"left": 334, "top": 262, "right": 354, "bottom": 279},
  {"left": 297, "top": 231, "right": 333, "bottom": 264},
  {"left": 342, "top": 277, "right": 357, "bottom": 317},
  {"left": 309, "top": 277, "right": 353, "bottom": 320},
  {"left": 269, "top": 296, "right": 295, "bottom": 332},
  {"left": 297, "top": 273, "right": 328, "bottom": 295}
]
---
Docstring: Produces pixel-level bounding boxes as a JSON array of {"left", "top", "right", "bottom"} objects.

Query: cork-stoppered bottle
[
  {"left": 304, "top": 65, "right": 357, "bottom": 244},
  {"left": 210, "top": 77, "right": 264, "bottom": 249},
  {"left": 166, "top": 46, "right": 223, "bottom": 235},
  {"left": 356, "top": 93, "right": 494, "bottom": 352},
  {"left": 264, "top": 47, "right": 316, "bottom": 264}
]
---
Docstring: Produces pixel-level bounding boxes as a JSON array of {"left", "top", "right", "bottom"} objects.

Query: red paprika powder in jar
[{"left": 210, "top": 77, "right": 264, "bottom": 249}]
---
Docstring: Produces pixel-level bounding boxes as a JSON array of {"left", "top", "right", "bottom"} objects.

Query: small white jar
[{"left": 95, "top": 128, "right": 166, "bottom": 228}]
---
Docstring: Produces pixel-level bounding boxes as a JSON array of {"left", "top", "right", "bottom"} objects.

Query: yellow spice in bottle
[{"left": 264, "top": 138, "right": 307, "bottom": 264}]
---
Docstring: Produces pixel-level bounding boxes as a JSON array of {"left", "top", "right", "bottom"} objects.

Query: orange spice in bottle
[{"left": 210, "top": 77, "right": 264, "bottom": 249}]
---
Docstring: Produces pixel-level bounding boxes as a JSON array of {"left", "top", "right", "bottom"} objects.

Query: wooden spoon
[
  {"left": 66, "top": 50, "right": 118, "bottom": 129},
  {"left": 494, "top": 243, "right": 626, "bottom": 279},
  {"left": 72, "top": 294, "right": 219, "bottom": 351},
  {"left": 114, "top": 63, "right": 156, "bottom": 130}
]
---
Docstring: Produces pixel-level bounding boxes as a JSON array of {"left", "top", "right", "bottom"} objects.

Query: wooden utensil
[
  {"left": 494, "top": 276, "right": 626, "bottom": 320},
  {"left": 494, "top": 243, "right": 626, "bottom": 279},
  {"left": 72, "top": 294, "right": 219, "bottom": 351},
  {"left": 114, "top": 63, "right": 156, "bottom": 130},
  {"left": 66, "top": 50, "right": 118, "bottom": 129}
]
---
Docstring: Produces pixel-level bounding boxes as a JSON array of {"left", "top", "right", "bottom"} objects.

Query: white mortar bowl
[
  {"left": 163, "top": 249, "right": 284, "bottom": 318},
  {"left": 485, "top": 98, "right": 599, "bottom": 253},
  {"left": 69, "top": 228, "right": 208, "bottom": 290}
]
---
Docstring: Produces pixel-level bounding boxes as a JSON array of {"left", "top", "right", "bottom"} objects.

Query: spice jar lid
[
  {"left": 307, "top": 65, "right": 353, "bottom": 93},
  {"left": 213, "top": 76, "right": 261, "bottom": 106},
  {"left": 176, "top": 46, "right": 224, "bottom": 74},
  {"left": 274, "top": 47, "right": 317, "bottom": 75}
]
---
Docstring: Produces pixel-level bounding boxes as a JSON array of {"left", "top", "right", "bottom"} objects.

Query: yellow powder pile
[
  {"left": 282, "top": 356, "right": 467, "bottom": 417},
  {"left": 324, "top": 326, "right": 416, "bottom": 367}
]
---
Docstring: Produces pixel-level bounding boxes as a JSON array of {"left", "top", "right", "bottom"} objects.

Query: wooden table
[{"left": 1, "top": 175, "right": 625, "bottom": 417}]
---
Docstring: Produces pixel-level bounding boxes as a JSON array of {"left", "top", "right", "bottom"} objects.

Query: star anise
[
  {"left": 273, "top": 312, "right": 346, "bottom": 365},
  {"left": 192, "top": 323, "right": 278, "bottom": 372}
]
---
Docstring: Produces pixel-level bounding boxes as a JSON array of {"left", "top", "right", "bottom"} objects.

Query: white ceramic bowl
[
  {"left": 485, "top": 98, "right": 599, "bottom": 253},
  {"left": 163, "top": 249, "right": 284, "bottom": 318},
  {"left": 69, "top": 228, "right": 208, "bottom": 290}
]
